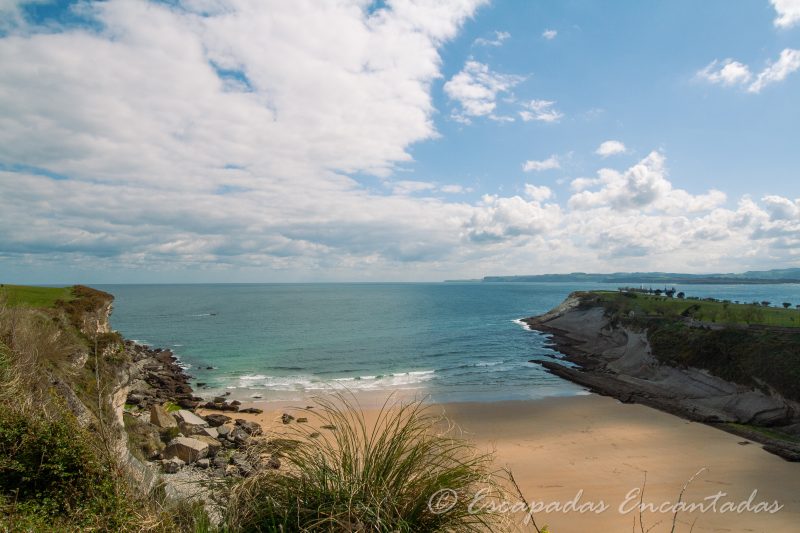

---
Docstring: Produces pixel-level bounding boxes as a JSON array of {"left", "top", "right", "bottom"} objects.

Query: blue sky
[{"left": 0, "top": 0, "right": 799, "bottom": 283}]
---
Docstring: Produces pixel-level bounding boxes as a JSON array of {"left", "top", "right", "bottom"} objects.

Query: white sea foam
[
  {"left": 233, "top": 370, "right": 435, "bottom": 392},
  {"left": 511, "top": 318, "right": 532, "bottom": 331}
]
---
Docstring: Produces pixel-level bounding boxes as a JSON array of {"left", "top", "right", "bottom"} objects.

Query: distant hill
[{"left": 469, "top": 268, "right": 800, "bottom": 285}]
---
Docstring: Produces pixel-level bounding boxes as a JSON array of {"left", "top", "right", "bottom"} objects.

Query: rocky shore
[
  {"left": 524, "top": 293, "right": 800, "bottom": 461},
  {"left": 121, "top": 341, "right": 278, "bottom": 485}
]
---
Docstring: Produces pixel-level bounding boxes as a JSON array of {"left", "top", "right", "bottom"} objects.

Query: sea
[{"left": 100, "top": 282, "right": 800, "bottom": 404}]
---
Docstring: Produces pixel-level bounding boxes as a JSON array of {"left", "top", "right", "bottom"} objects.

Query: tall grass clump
[{"left": 225, "top": 393, "right": 503, "bottom": 532}]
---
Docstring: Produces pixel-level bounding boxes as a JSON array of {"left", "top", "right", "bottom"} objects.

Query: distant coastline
[{"left": 446, "top": 267, "right": 800, "bottom": 285}]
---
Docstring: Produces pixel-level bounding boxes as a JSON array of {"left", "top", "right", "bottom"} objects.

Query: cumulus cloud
[
  {"left": 542, "top": 29, "right": 557, "bottom": 40},
  {"left": 772, "top": 0, "right": 800, "bottom": 28},
  {"left": 473, "top": 30, "right": 510, "bottom": 47},
  {"left": 524, "top": 184, "right": 553, "bottom": 202},
  {"left": 466, "top": 193, "right": 561, "bottom": 243},
  {"left": 444, "top": 60, "right": 523, "bottom": 122},
  {"left": 522, "top": 156, "right": 560, "bottom": 172},
  {"left": 568, "top": 151, "right": 726, "bottom": 214},
  {"left": 697, "top": 49, "right": 800, "bottom": 93},
  {"left": 519, "top": 99, "right": 563, "bottom": 122},
  {"left": 595, "top": 140, "right": 626, "bottom": 157},
  {"left": 1, "top": 0, "right": 798, "bottom": 280}
]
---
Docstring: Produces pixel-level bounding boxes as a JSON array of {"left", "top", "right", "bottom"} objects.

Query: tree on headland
[
  {"left": 761, "top": 301, "right": 771, "bottom": 307},
  {"left": 676, "top": 291, "right": 685, "bottom": 299},
  {"left": 782, "top": 302, "right": 792, "bottom": 309}
]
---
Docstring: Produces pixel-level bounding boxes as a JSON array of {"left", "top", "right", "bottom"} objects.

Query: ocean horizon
[{"left": 103, "top": 281, "right": 800, "bottom": 404}]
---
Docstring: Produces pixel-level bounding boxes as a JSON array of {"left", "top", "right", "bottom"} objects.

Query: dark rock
[
  {"left": 235, "top": 419, "right": 263, "bottom": 436},
  {"left": 127, "top": 393, "right": 145, "bottom": 405},
  {"left": 162, "top": 457, "right": 185, "bottom": 473},
  {"left": 213, "top": 396, "right": 227, "bottom": 403},
  {"left": 204, "top": 413, "right": 232, "bottom": 427},
  {"left": 238, "top": 407, "right": 263, "bottom": 414},
  {"left": 281, "top": 413, "right": 295, "bottom": 424},
  {"left": 229, "top": 427, "right": 250, "bottom": 445},
  {"left": 266, "top": 457, "right": 281, "bottom": 470},
  {"left": 231, "top": 400, "right": 241, "bottom": 406},
  {"left": 296, "top": 417, "right": 308, "bottom": 423}
]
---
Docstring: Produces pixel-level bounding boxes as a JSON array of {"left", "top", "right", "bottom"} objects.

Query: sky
[{"left": 0, "top": 0, "right": 799, "bottom": 283}]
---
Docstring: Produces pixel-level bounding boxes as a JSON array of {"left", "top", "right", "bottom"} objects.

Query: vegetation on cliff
[
  {"left": 584, "top": 290, "right": 800, "bottom": 402},
  {"left": 0, "top": 286, "right": 206, "bottom": 531}
]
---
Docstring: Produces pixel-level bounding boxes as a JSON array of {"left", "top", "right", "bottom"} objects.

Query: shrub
[{"left": 225, "top": 394, "right": 501, "bottom": 532}]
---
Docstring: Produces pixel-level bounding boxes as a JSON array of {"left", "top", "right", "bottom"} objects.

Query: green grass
[
  {"left": 225, "top": 393, "right": 505, "bottom": 532},
  {"left": 0, "top": 284, "right": 74, "bottom": 308},
  {"left": 592, "top": 290, "right": 800, "bottom": 328}
]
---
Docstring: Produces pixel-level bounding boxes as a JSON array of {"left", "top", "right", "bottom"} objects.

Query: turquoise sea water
[{"left": 101, "top": 282, "right": 800, "bottom": 403}]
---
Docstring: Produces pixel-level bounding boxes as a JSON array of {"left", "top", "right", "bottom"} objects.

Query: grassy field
[
  {"left": 592, "top": 290, "right": 800, "bottom": 328},
  {"left": 0, "top": 284, "right": 74, "bottom": 308}
]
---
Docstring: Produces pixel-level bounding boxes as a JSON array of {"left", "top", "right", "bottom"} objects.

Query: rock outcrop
[{"left": 525, "top": 292, "right": 800, "bottom": 461}]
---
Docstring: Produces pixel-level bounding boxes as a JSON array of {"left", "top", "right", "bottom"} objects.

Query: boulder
[
  {"left": 150, "top": 404, "right": 178, "bottom": 429},
  {"left": 201, "top": 426, "right": 219, "bottom": 439},
  {"left": 213, "top": 396, "right": 227, "bottom": 403},
  {"left": 193, "top": 435, "right": 223, "bottom": 456},
  {"left": 216, "top": 424, "right": 233, "bottom": 438},
  {"left": 163, "top": 437, "right": 209, "bottom": 464},
  {"left": 281, "top": 413, "right": 294, "bottom": 424},
  {"left": 238, "top": 407, "right": 263, "bottom": 414},
  {"left": 228, "top": 427, "right": 250, "bottom": 446},
  {"left": 162, "top": 457, "right": 185, "bottom": 473},
  {"left": 204, "top": 413, "right": 232, "bottom": 427},
  {"left": 196, "top": 458, "right": 210, "bottom": 469},
  {"left": 175, "top": 409, "right": 208, "bottom": 427},
  {"left": 235, "top": 419, "right": 263, "bottom": 436}
]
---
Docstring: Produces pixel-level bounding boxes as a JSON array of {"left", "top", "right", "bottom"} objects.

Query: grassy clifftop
[
  {"left": 0, "top": 284, "right": 74, "bottom": 308},
  {"left": 582, "top": 290, "right": 800, "bottom": 403}
]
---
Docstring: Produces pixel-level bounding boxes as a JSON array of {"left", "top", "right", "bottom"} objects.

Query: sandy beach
[{"left": 206, "top": 393, "right": 800, "bottom": 533}]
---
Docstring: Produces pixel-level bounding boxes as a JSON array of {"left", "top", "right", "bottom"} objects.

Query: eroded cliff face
[{"left": 524, "top": 292, "right": 800, "bottom": 442}]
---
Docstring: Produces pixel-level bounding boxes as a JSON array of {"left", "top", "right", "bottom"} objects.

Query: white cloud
[
  {"left": 542, "top": 29, "right": 557, "bottom": 40},
  {"left": 519, "top": 99, "right": 563, "bottom": 122},
  {"left": 595, "top": 140, "right": 626, "bottom": 157},
  {"left": 524, "top": 184, "right": 553, "bottom": 202},
  {"left": 748, "top": 48, "right": 800, "bottom": 93},
  {"left": 696, "top": 59, "right": 752, "bottom": 86},
  {"left": 391, "top": 180, "right": 437, "bottom": 195},
  {"left": 474, "top": 30, "right": 510, "bottom": 47},
  {"left": 697, "top": 49, "right": 800, "bottom": 93},
  {"left": 568, "top": 151, "right": 726, "bottom": 214},
  {"left": 771, "top": 0, "right": 800, "bottom": 28},
  {"left": 1, "top": 1, "right": 799, "bottom": 280},
  {"left": 522, "top": 155, "right": 560, "bottom": 172},
  {"left": 440, "top": 184, "right": 471, "bottom": 194},
  {"left": 444, "top": 60, "right": 523, "bottom": 121}
]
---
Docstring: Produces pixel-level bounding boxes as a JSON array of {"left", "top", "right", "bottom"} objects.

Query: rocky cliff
[{"left": 525, "top": 291, "right": 800, "bottom": 461}]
